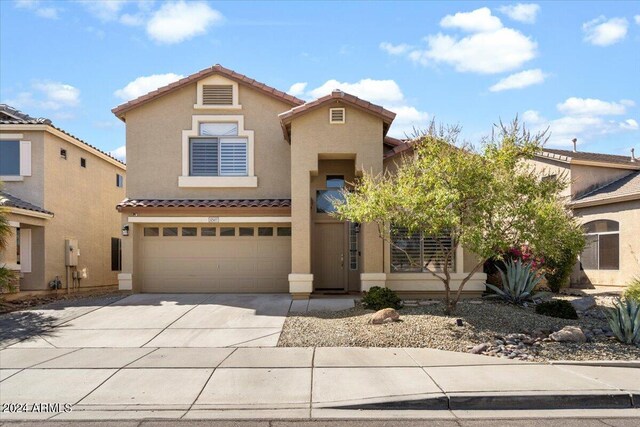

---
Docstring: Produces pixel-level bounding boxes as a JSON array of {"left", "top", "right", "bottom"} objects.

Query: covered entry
[{"left": 139, "top": 224, "right": 291, "bottom": 293}]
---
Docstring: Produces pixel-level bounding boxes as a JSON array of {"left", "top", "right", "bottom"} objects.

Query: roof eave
[{"left": 570, "top": 193, "right": 640, "bottom": 208}]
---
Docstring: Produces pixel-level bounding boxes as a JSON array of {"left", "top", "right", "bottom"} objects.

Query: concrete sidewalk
[{"left": 1, "top": 347, "right": 639, "bottom": 421}]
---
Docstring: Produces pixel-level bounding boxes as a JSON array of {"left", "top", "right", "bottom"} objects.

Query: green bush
[
  {"left": 606, "top": 297, "right": 640, "bottom": 345},
  {"left": 0, "top": 265, "right": 18, "bottom": 293},
  {"left": 545, "top": 250, "right": 579, "bottom": 293},
  {"left": 535, "top": 299, "right": 578, "bottom": 319},
  {"left": 362, "top": 286, "right": 402, "bottom": 310},
  {"left": 623, "top": 277, "right": 640, "bottom": 303}
]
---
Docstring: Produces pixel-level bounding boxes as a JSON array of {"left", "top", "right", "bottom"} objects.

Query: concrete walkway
[{"left": 1, "top": 347, "right": 638, "bottom": 421}]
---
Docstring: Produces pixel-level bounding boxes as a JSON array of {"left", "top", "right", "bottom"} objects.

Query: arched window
[{"left": 581, "top": 220, "right": 619, "bottom": 270}]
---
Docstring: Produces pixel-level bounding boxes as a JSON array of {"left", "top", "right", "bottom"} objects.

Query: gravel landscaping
[{"left": 278, "top": 295, "right": 640, "bottom": 362}]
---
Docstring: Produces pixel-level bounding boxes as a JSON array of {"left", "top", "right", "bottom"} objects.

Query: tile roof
[
  {"left": 571, "top": 171, "right": 640, "bottom": 206},
  {"left": 0, "top": 104, "right": 126, "bottom": 167},
  {"left": 112, "top": 64, "right": 304, "bottom": 119},
  {"left": 117, "top": 198, "right": 291, "bottom": 211},
  {"left": 540, "top": 148, "right": 639, "bottom": 168},
  {"left": 0, "top": 191, "right": 53, "bottom": 216}
]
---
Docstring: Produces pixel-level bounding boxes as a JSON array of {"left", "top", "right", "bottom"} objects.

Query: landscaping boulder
[
  {"left": 549, "top": 326, "right": 587, "bottom": 343},
  {"left": 369, "top": 308, "right": 400, "bottom": 324},
  {"left": 470, "top": 343, "right": 490, "bottom": 354},
  {"left": 570, "top": 296, "right": 596, "bottom": 312}
]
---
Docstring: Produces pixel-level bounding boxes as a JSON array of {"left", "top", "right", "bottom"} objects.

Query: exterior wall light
[{"left": 122, "top": 225, "right": 129, "bottom": 236}]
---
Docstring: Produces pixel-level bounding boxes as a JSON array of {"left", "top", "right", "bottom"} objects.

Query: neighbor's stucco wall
[
  {"left": 1, "top": 129, "right": 46, "bottom": 207},
  {"left": 38, "top": 131, "right": 125, "bottom": 291},
  {"left": 525, "top": 158, "right": 572, "bottom": 199},
  {"left": 123, "top": 81, "right": 293, "bottom": 200},
  {"left": 574, "top": 199, "right": 640, "bottom": 287},
  {"left": 570, "top": 164, "right": 634, "bottom": 198}
]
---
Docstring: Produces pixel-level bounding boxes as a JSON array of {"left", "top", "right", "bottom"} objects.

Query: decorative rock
[
  {"left": 369, "top": 308, "right": 401, "bottom": 325},
  {"left": 470, "top": 343, "right": 490, "bottom": 354},
  {"left": 570, "top": 296, "right": 596, "bottom": 312},
  {"left": 549, "top": 326, "right": 587, "bottom": 343}
]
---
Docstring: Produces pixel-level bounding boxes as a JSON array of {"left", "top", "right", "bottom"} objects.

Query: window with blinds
[
  {"left": 189, "top": 122, "right": 247, "bottom": 176},
  {"left": 202, "top": 85, "right": 233, "bottom": 105},
  {"left": 391, "top": 227, "right": 455, "bottom": 273}
]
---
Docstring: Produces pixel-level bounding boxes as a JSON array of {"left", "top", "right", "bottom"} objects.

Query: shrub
[
  {"left": 535, "top": 300, "right": 578, "bottom": 319},
  {"left": 485, "top": 259, "right": 547, "bottom": 305},
  {"left": 362, "top": 286, "right": 402, "bottom": 310},
  {"left": 0, "top": 265, "right": 18, "bottom": 293},
  {"left": 545, "top": 250, "right": 579, "bottom": 293},
  {"left": 605, "top": 297, "right": 640, "bottom": 345},
  {"left": 623, "top": 277, "right": 640, "bottom": 303}
]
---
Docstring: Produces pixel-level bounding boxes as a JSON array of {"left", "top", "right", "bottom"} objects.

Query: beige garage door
[{"left": 139, "top": 224, "right": 291, "bottom": 293}]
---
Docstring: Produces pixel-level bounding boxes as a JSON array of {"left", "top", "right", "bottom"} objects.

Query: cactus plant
[
  {"left": 605, "top": 298, "right": 640, "bottom": 345},
  {"left": 485, "top": 259, "right": 546, "bottom": 305}
]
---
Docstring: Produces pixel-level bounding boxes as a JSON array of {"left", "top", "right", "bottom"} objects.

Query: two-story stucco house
[
  {"left": 530, "top": 146, "right": 640, "bottom": 289},
  {"left": 112, "top": 65, "right": 486, "bottom": 298},
  {"left": 0, "top": 104, "right": 126, "bottom": 292}
]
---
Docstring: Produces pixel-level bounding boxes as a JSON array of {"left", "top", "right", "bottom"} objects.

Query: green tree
[{"left": 335, "top": 119, "right": 585, "bottom": 314}]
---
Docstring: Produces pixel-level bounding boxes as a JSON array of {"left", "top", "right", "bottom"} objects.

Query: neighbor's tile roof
[
  {"left": 0, "top": 104, "right": 126, "bottom": 166},
  {"left": 572, "top": 171, "right": 640, "bottom": 206},
  {"left": 0, "top": 191, "right": 53, "bottom": 216},
  {"left": 112, "top": 64, "right": 304, "bottom": 119},
  {"left": 117, "top": 198, "right": 291, "bottom": 211},
  {"left": 540, "top": 148, "right": 639, "bottom": 167}
]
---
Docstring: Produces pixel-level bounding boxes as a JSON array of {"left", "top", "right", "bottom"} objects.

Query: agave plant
[
  {"left": 485, "top": 259, "right": 545, "bottom": 305},
  {"left": 605, "top": 297, "right": 640, "bottom": 345}
]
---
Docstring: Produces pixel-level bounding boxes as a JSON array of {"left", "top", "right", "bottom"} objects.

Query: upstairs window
[
  {"left": 203, "top": 85, "right": 233, "bottom": 106},
  {"left": 60, "top": 148, "right": 67, "bottom": 159},
  {"left": 0, "top": 140, "right": 20, "bottom": 175},
  {"left": 116, "top": 174, "right": 124, "bottom": 187},
  {"left": 80, "top": 157, "right": 86, "bottom": 168},
  {"left": 581, "top": 220, "right": 619, "bottom": 270},
  {"left": 189, "top": 122, "right": 247, "bottom": 177}
]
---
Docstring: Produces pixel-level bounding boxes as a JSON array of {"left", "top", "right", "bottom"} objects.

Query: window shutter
[
  {"left": 329, "top": 108, "right": 345, "bottom": 124},
  {"left": 390, "top": 227, "right": 421, "bottom": 272},
  {"left": 423, "top": 234, "right": 454, "bottom": 271},
  {"left": 19, "top": 140, "right": 31, "bottom": 176},
  {"left": 190, "top": 139, "right": 219, "bottom": 176},
  {"left": 203, "top": 85, "right": 233, "bottom": 105},
  {"left": 220, "top": 139, "right": 247, "bottom": 176},
  {"left": 20, "top": 228, "right": 32, "bottom": 273}
]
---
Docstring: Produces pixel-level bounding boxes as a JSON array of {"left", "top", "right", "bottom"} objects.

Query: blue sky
[{"left": 1, "top": 1, "right": 639, "bottom": 161}]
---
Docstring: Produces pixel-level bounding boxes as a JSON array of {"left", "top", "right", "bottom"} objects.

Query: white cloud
[
  {"left": 287, "top": 82, "right": 307, "bottom": 97},
  {"left": 3, "top": 81, "right": 80, "bottom": 115},
  {"left": 556, "top": 97, "right": 630, "bottom": 116},
  {"left": 119, "top": 13, "right": 144, "bottom": 26},
  {"left": 78, "top": 0, "right": 128, "bottom": 22},
  {"left": 620, "top": 119, "right": 639, "bottom": 130},
  {"left": 114, "top": 73, "right": 184, "bottom": 101},
  {"left": 410, "top": 27, "right": 537, "bottom": 74},
  {"left": 440, "top": 7, "right": 503, "bottom": 32},
  {"left": 498, "top": 4, "right": 540, "bottom": 24},
  {"left": 384, "top": 8, "right": 537, "bottom": 74},
  {"left": 635, "top": 15, "right": 640, "bottom": 25},
  {"left": 522, "top": 109, "right": 543, "bottom": 124},
  {"left": 489, "top": 68, "right": 546, "bottom": 92},
  {"left": 15, "top": 0, "right": 60, "bottom": 19},
  {"left": 379, "top": 42, "right": 412, "bottom": 55},
  {"left": 109, "top": 145, "right": 126, "bottom": 162},
  {"left": 146, "top": 1, "right": 223, "bottom": 44},
  {"left": 298, "top": 78, "right": 430, "bottom": 137},
  {"left": 583, "top": 16, "right": 628, "bottom": 46}
]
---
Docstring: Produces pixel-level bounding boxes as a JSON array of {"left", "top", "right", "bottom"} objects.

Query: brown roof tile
[
  {"left": 117, "top": 198, "right": 291, "bottom": 211},
  {"left": 1, "top": 191, "right": 53, "bottom": 216},
  {"left": 112, "top": 65, "right": 304, "bottom": 119},
  {"left": 540, "top": 148, "right": 639, "bottom": 168}
]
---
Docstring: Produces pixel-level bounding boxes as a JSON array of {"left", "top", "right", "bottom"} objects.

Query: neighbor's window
[
  {"left": 201, "top": 227, "right": 216, "bottom": 236},
  {"left": 144, "top": 227, "right": 159, "bottom": 237},
  {"left": 0, "top": 140, "right": 20, "bottom": 175},
  {"left": 239, "top": 227, "right": 254, "bottom": 236},
  {"left": 391, "top": 226, "right": 454, "bottom": 273},
  {"left": 116, "top": 174, "right": 124, "bottom": 187},
  {"left": 162, "top": 227, "right": 178, "bottom": 237},
  {"left": 277, "top": 227, "right": 291, "bottom": 237},
  {"left": 581, "top": 220, "right": 619, "bottom": 270},
  {"left": 182, "top": 227, "right": 197, "bottom": 237},
  {"left": 220, "top": 227, "right": 235, "bottom": 236},
  {"left": 189, "top": 122, "right": 247, "bottom": 177},
  {"left": 258, "top": 227, "right": 273, "bottom": 236},
  {"left": 316, "top": 175, "right": 346, "bottom": 213},
  {"left": 80, "top": 157, "right": 86, "bottom": 168},
  {"left": 111, "top": 237, "right": 122, "bottom": 271},
  {"left": 60, "top": 148, "right": 67, "bottom": 159}
]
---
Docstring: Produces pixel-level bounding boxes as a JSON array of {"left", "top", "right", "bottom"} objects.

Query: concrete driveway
[{"left": 0, "top": 293, "right": 292, "bottom": 349}]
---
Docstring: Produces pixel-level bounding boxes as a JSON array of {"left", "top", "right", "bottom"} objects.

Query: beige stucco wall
[
  {"left": 2, "top": 130, "right": 46, "bottom": 207},
  {"left": 39, "top": 131, "right": 125, "bottom": 290},
  {"left": 524, "top": 158, "right": 572, "bottom": 199},
  {"left": 123, "top": 81, "right": 293, "bottom": 200},
  {"left": 571, "top": 164, "right": 633, "bottom": 198},
  {"left": 574, "top": 199, "right": 640, "bottom": 287}
]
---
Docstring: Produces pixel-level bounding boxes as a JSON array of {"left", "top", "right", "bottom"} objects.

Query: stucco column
[
  {"left": 118, "top": 215, "right": 134, "bottom": 291},
  {"left": 358, "top": 160, "right": 386, "bottom": 291},
  {"left": 288, "top": 165, "right": 313, "bottom": 299}
]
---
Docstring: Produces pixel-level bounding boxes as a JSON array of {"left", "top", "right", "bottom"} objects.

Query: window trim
[{"left": 179, "top": 115, "right": 256, "bottom": 188}]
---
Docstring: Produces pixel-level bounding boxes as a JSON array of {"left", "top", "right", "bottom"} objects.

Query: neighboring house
[
  {"left": 112, "top": 64, "right": 486, "bottom": 298},
  {"left": 530, "top": 146, "right": 640, "bottom": 289},
  {"left": 0, "top": 104, "right": 126, "bottom": 292}
]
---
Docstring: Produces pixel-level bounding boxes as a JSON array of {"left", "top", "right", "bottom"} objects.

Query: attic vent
[
  {"left": 203, "top": 85, "right": 233, "bottom": 105},
  {"left": 329, "top": 108, "right": 345, "bottom": 124}
]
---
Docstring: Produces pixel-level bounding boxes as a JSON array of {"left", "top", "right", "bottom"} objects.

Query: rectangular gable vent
[
  {"left": 330, "top": 108, "right": 345, "bottom": 124},
  {"left": 203, "top": 85, "right": 233, "bottom": 105}
]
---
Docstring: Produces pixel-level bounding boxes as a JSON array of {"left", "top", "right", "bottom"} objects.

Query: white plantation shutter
[
  {"left": 190, "top": 139, "right": 219, "bottom": 176},
  {"left": 220, "top": 138, "right": 247, "bottom": 176},
  {"left": 391, "top": 227, "right": 454, "bottom": 272},
  {"left": 20, "top": 140, "right": 32, "bottom": 176}
]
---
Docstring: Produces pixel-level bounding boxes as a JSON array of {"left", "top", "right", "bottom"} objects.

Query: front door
[{"left": 313, "top": 223, "right": 347, "bottom": 291}]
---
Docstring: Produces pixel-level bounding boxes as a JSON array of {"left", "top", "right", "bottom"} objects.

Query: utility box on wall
[{"left": 65, "top": 239, "right": 79, "bottom": 266}]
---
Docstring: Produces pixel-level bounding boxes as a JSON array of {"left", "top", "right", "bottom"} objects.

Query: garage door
[{"left": 139, "top": 224, "right": 291, "bottom": 293}]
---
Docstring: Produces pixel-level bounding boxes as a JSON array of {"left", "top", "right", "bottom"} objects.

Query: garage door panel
[{"left": 140, "top": 225, "right": 291, "bottom": 293}]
